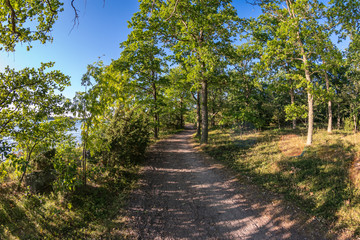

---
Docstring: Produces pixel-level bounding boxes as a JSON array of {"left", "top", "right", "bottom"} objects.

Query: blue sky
[{"left": 0, "top": 1, "right": 262, "bottom": 99}]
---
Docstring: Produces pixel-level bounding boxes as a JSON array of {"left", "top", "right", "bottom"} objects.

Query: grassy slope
[
  {"left": 200, "top": 127, "right": 360, "bottom": 238},
  {"left": 0, "top": 168, "right": 138, "bottom": 239},
  {"left": 0, "top": 128, "right": 183, "bottom": 240}
]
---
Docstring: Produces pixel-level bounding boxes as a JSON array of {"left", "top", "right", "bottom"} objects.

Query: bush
[
  {"left": 93, "top": 108, "right": 150, "bottom": 184},
  {"left": 344, "top": 117, "right": 355, "bottom": 131}
]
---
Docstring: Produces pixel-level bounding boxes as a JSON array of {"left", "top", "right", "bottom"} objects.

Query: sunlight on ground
[{"left": 278, "top": 135, "right": 306, "bottom": 157}]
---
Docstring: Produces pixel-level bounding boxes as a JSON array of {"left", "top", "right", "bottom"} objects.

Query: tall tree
[
  {"left": 135, "top": 0, "right": 238, "bottom": 143},
  {"left": 113, "top": 27, "right": 167, "bottom": 139},
  {"left": 252, "top": 0, "right": 333, "bottom": 145}
]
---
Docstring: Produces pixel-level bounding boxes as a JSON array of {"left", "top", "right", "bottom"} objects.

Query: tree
[
  {"left": 12, "top": 117, "right": 74, "bottom": 190},
  {"left": 134, "top": 0, "right": 238, "bottom": 143},
  {"left": 252, "top": 0, "right": 334, "bottom": 145},
  {"left": 0, "top": 0, "right": 64, "bottom": 51},
  {"left": 0, "top": 62, "right": 71, "bottom": 135},
  {"left": 113, "top": 26, "right": 167, "bottom": 139},
  {"left": 0, "top": 62, "right": 72, "bottom": 189}
]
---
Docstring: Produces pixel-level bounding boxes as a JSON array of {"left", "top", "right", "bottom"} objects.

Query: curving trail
[{"left": 126, "top": 127, "right": 329, "bottom": 239}]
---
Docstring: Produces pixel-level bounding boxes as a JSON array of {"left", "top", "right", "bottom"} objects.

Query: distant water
[
  {"left": 69, "top": 120, "right": 83, "bottom": 144},
  {"left": 0, "top": 120, "right": 83, "bottom": 161}
]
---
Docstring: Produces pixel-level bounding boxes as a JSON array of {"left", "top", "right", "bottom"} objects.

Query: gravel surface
[{"left": 126, "top": 128, "right": 330, "bottom": 239}]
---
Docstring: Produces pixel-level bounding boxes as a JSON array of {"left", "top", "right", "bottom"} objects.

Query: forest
[{"left": 1, "top": 0, "right": 360, "bottom": 239}]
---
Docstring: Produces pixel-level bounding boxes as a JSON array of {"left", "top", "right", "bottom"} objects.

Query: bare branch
[{"left": 70, "top": 0, "right": 80, "bottom": 33}]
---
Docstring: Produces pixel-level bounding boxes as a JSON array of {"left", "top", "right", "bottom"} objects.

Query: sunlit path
[{"left": 126, "top": 128, "right": 328, "bottom": 239}]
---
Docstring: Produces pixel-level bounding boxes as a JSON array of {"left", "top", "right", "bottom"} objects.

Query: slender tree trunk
[
  {"left": 180, "top": 96, "right": 184, "bottom": 128},
  {"left": 354, "top": 114, "right": 357, "bottom": 133},
  {"left": 337, "top": 103, "right": 341, "bottom": 129},
  {"left": 306, "top": 75, "right": 314, "bottom": 146},
  {"left": 211, "top": 114, "right": 215, "bottom": 128},
  {"left": 196, "top": 91, "right": 201, "bottom": 137},
  {"left": 290, "top": 88, "right": 296, "bottom": 129},
  {"left": 82, "top": 141, "right": 87, "bottom": 186},
  {"left": 152, "top": 82, "right": 158, "bottom": 139},
  {"left": 298, "top": 35, "right": 314, "bottom": 145},
  {"left": 17, "top": 144, "right": 37, "bottom": 191},
  {"left": 200, "top": 79, "right": 208, "bottom": 144},
  {"left": 323, "top": 70, "right": 332, "bottom": 133},
  {"left": 82, "top": 120, "right": 90, "bottom": 186}
]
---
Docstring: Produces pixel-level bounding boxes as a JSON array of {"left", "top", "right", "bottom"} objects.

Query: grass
[
  {"left": 0, "top": 127, "right": 182, "bottom": 239},
  {"left": 199, "top": 126, "right": 360, "bottom": 238},
  {"left": 0, "top": 165, "right": 138, "bottom": 239}
]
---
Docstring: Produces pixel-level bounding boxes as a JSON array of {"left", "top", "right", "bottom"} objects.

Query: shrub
[{"left": 93, "top": 108, "right": 150, "bottom": 184}]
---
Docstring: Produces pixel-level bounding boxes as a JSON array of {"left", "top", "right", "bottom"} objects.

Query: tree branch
[
  {"left": 166, "top": 0, "right": 179, "bottom": 21},
  {"left": 5, "top": 0, "right": 21, "bottom": 36}
]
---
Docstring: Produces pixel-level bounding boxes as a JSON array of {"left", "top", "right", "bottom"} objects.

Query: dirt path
[{"left": 126, "top": 128, "right": 330, "bottom": 239}]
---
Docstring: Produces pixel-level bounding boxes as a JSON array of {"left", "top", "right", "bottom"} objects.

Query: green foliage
[
  {"left": 344, "top": 117, "right": 355, "bottom": 131},
  {"left": 0, "top": 0, "right": 63, "bottom": 51},
  {"left": 52, "top": 141, "right": 82, "bottom": 192},
  {"left": 0, "top": 62, "right": 71, "bottom": 136},
  {"left": 96, "top": 108, "right": 149, "bottom": 184},
  {"left": 284, "top": 103, "right": 308, "bottom": 121}
]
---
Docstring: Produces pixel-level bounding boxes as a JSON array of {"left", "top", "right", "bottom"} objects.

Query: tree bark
[
  {"left": 200, "top": 79, "right": 208, "bottom": 144},
  {"left": 306, "top": 90, "right": 314, "bottom": 145},
  {"left": 152, "top": 81, "right": 159, "bottom": 139},
  {"left": 196, "top": 91, "right": 201, "bottom": 137},
  {"left": 337, "top": 103, "right": 341, "bottom": 129},
  {"left": 298, "top": 34, "right": 313, "bottom": 145},
  {"left": 354, "top": 114, "right": 357, "bottom": 133},
  {"left": 323, "top": 70, "right": 332, "bottom": 133},
  {"left": 17, "top": 144, "right": 37, "bottom": 191},
  {"left": 290, "top": 88, "right": 296, "bottom": 129},
  {"left": 180, "top": 96, "right": 184, "bottom": 128}
]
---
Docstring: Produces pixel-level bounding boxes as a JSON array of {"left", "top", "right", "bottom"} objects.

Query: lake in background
[
  {"left": 69, "top": 120, "right": 82, "bottom": 144},
  {"left": 0, "top": 120, "right": 83, "bottom": 161}
]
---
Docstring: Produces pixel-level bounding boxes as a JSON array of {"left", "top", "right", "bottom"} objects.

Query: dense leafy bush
[{"left": 92, "top": 108, "right": 150, "bottom": 184}]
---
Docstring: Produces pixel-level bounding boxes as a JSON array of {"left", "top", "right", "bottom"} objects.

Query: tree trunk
[
  {"left": 200, "top": 79, "right": 208, "bottom": 144},
  {"left": 324, "top": 70, "right": 332, "bottom": 133},
  {"left": 290, "top": 88, "right": 296, "bottom": 129},
  {"left": 17, "top": 144, "right": 37, "bottom": 190},
  {"left": 354, "top": 114, "right": 357, "bottom": 133},
  {"left": 298, "top": 36, "right": 314, "bottom": 145},
  {"left": 196, "top": 91, "right": 201, "bottom": 137},
  {"left": 211, "top": 114, "right": 216, "bottom": 128},
  {"left": 180, "top": 96, "right": 184, "bottom": 128},
  {"left": 306, "top": 77, "right": 314, "bottom": 146},
  {"left": 337, "top": 103, "right": 341, "bottom": 129},
  {"left": 152, "top": 82, "right": 158, "bottom": 139}
]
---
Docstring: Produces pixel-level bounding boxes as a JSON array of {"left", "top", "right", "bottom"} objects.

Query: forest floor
[{"left": 125, "top": 126, "right": 334, "bottom": 239}]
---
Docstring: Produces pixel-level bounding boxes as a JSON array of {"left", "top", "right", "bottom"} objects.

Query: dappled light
[{"left": 127, "top": 129, "right": 328, "bottom": 239}]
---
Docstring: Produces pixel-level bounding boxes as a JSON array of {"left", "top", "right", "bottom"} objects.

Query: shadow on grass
[
  {"left": 0, "top": 188, "right": 41, "bottom": 239},
  {"left": 0, "top": 168, "right": 139, "bottom": 239},
  {"left": 204, "top": 128, "right": 360, "bottom": 238}
]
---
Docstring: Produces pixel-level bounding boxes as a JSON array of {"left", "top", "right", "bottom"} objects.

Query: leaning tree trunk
[
  {"left": 299, "top": 36, "right": 314, "bottom": 146},
  {"left": 200, "top": 79, "right": 208, "bottom": 144}
]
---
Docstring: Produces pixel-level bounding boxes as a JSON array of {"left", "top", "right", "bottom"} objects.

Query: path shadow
[{"left": 127, "top": 129, "right": 335, "bottom": 239}]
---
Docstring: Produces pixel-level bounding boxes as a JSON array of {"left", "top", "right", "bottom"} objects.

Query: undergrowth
[{"left": 0, "top": 166, "right": 138, "bottom": 240}]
